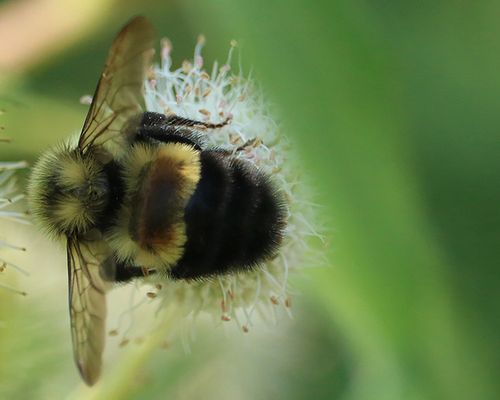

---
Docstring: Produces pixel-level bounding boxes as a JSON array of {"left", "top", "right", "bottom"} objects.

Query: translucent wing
[
  {"left": 67, "top": 237, "right": 111, "bottom": 386},
  {"left": 78, "top": 16, "right": 154, "bottom": 155}
]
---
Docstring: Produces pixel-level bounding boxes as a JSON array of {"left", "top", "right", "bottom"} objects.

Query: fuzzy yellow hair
[{"left": 106, "top": 142, "right": 201, "bottom": 271}]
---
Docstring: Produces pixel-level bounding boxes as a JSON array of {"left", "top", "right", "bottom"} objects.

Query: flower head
[
  {"left": 126, "top": 37, "right": 323, "bottom": 335},
  {"left": 0, "top": 155, "right": 29, "bottom": 295}
]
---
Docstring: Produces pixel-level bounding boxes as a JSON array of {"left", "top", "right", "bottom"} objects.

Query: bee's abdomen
[{"left": 170, "top": 151, "right": 287, "bottom": 280}]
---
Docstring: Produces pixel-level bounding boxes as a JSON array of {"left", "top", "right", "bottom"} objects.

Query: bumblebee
[{"left": 28, "top": 17, "right": 286, "bottom": 385}]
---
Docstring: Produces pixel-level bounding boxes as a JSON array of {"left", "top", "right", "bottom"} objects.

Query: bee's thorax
[{"left": 105, "top": 142, "right": 201, "bottom": 268}]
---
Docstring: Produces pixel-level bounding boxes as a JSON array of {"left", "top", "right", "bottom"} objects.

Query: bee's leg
[
  {"left": 114, "top": 262, "right": 156, "bottom": 283},
  {"left": 140, "top": 112, "right": 168, "bottom": 128},
  {"left": 141, "top": 111, "right": 231, "bottom": 130},
  {"left": 138, "top": 113, "right": 230, "bottom": 151},
  {"left": 163, "top": 114, "right": 232, "bottom": 130}
]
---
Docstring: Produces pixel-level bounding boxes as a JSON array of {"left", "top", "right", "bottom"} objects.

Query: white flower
[
  {"left": 0, "top": 158, "right": 29, "bottom": 295},
  {"left": 131, "top": 37, "right": 323, "bottom": 335}
]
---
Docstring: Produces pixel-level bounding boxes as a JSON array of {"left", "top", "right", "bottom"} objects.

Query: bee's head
[{"left": 28, "top": 144, "right": 109, "bottom": 239}]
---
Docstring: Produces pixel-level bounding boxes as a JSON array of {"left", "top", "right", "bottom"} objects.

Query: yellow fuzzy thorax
[{"left": 105, "top": 142, "right": 201, "bottom": 270}]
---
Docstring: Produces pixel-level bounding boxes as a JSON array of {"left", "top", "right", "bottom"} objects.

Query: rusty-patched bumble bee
[{"left": 28, "top": 17, "right": 286, "bottom": 385}]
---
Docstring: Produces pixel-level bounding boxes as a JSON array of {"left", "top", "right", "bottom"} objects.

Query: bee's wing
[
  {"left": 67, "top": 237, "right": 111, "bottom": 386},
  {"left": 78, "top": 16, "right": 154, "bottom": 154}
]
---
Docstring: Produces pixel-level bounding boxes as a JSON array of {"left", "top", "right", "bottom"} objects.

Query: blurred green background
[{"left": 1, "top": 0, "right": 499, "bottom": 399}]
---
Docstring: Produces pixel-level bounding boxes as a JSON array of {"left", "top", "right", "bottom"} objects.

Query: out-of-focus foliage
[{"left": 0, "top": 0, "right": 498, "bottom": 399}]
